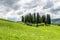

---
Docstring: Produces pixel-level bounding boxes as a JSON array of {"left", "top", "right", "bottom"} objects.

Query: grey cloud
[
  {"left": 0, "top": 0, "right": 20, "bottom": 10},
  {"left": 0, "top": 6, "right": 11, "bottom": 15},
  {"left": 24, "top": 0, "right": 40, "bottom": 9},
  {"left": 8, "top": 17, "right": 18, "bottom": 21},
  {"left": 50, "top": 7, "right": 60, "bottom": 14},
  {"left": 17, "top": 12, "right": 23, "bottom": 15},
  {"left": 43, "top": 0, "right": 53, "bottom": 9},
  {"left": 24, "top": 4, "right": 38, "bottom": 9}
]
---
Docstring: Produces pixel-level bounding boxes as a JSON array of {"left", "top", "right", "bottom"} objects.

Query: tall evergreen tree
[
  {"left": 39, "top": 15, "right": 41, "bottom": 23},
  {"left": 33, "top": 13, "right": 36, "bottom": 24},
  {"left": 36, "top": 13, "right": 41, "bottom": 27},
  {"left": 25, "top": 16, "right": 27, "bottom": 23},
  {"left": 25, "top": 15, "right": 29, "bottom": 23},
  {"left": 26, "top": 15, "right": 29, "bottom": 22},
  {"left": 29, "top": 13, "right": 32, "bottom": 23},
  {"left": 22, "top": 16, "right": 24, "bottom": 22},
  {"left": 36, "top": 13, "right": 39, "bottom": 27},
  {"left": 47, "top": 14, "right": 51, "bottom": 24},
  {"left": 37, "top": 13, "right": 40, "bottom": 23},
  {"left": 42, "top": 15, "right": 46, "bottom": 23},
  {"left": 30, "top": 14, "right": 33, "bottom": 23}
]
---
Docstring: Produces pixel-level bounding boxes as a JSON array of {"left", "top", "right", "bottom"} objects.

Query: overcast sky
[{"left": 0, "top": 0, "right": 60, "bottom": 21}]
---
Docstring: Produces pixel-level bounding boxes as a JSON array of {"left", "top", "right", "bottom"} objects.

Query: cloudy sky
[{"left": 0, "top": 0, "right": 60, "bottom": 21}]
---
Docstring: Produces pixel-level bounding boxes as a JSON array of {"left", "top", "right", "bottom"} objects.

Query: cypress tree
[
  {"left": 22, "top": 16, "right": 24, "bottom": 22},
  {"left": 36, "top": 13, "right": 40, "bottom": 27},
  {"left": 42, "top": 15, "right": 46, "bottom": 23},
  {"left": 33, "top": 13, "right": 36, "bottom": 24},
  {"left": 29, "top": 13, "right": 32, "bottom": 23},
  {"left": 30, "top": 14, "right": 33, "bottom": 23},
  {"left": 47, "top": 14, "right": 51, "bottom": 24},
  {"left": 25, "top": 16, "right": 27, "bottom": 23},
  {"left": 37, "top": 13, "right": 40, "bottom": 23},
  {"left": 39, "top": 15, "right": 41, "bottom": 23}
]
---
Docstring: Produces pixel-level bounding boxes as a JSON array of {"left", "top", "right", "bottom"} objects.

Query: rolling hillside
[
  {"left": 52, "top": 18, "right": 60, "bottom": 25},
  {"left": 0, "top": 19, "right": 60, "bottom": 40},
  {"left": 52, "top": 18, "right": 60, "bottom": 22}
]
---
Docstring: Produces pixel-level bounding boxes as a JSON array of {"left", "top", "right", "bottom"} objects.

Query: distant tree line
[{"left": 22, "top": 12, "right": 51, "bottom": 27}]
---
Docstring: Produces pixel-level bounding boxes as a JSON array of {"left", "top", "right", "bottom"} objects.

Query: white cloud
[{"left": 0, "top": 0, "right": 60, "bottom": 21}]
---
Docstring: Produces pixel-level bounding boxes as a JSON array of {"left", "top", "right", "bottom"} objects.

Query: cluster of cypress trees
[{"left": 22, "top": 12, "right": 51, "bottom": 26}]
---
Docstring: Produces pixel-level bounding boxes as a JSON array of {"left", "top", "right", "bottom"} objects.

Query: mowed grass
[{"left": 0, "top": 20, "right": 60, "bottom": 40}]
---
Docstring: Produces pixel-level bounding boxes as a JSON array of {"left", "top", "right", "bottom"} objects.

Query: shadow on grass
[{"left": 25, "top": 23, "right": 51, "bottom": 27}]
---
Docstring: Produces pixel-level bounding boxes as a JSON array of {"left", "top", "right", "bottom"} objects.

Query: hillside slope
[
  {"left": 52, "top": 18, "right": 60, "bottom": 24},
  {"left": 0, "top": 19, "right": 60, "bottom": 40}
]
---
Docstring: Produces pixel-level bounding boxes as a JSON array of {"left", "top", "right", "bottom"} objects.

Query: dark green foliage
[
  {"left": 30, "top": 14, "right": 33, "bottom": 23},
  {"left": 24, "top": 15, "right": 27, "bottom": 23},
  {"left": 39, "top": 15, "right": 41, "bottom": 23},
  {"left": 23, "top": 13, "right": 33, "bottom": 24},
  {"left": 47, "top": 14, "right": 51, "bottom": 24},
  {"left": 29, "top": 13, "right": 33, "bottom": 23},
  {"left": 26, "top": 15, "right": 29, "bottom": 22},
  {"left": 33, "top": 13, "right": 36, "bottom": 24},
  {"left": 22, "top": 16, "right": 24, "bottom": 22},
  {"left": 36, "top": 13, "right": 40, "bottom": 27},
  {"left": 37, "top": 13, "right": 40, "bottom": 23},
  {"left": 42, "top": 15, "right": 46, "bottom": 23},
  {"left": 22, "top": 13, "right": 51, "bottom": 26}
]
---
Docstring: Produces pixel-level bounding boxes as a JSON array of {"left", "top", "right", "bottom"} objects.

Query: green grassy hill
[{"left": 0, "top": 19, "right": 60, "bottom": 40}]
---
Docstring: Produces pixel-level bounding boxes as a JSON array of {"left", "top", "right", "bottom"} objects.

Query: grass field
[{"left": 0, "top": 19, "right": 60, "bottom": 40}]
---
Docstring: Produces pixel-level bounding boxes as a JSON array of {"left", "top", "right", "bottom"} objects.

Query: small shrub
[
  {"left": 26, "top": 23, "right": 32, "bottom": 26},
  {"left": 40, "top": 23, "right": 45, "bottom": 26}
]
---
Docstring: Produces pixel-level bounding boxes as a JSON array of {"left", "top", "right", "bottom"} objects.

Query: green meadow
[{"left": 0, "top": 19, "right": 60, "bottom": 40}]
